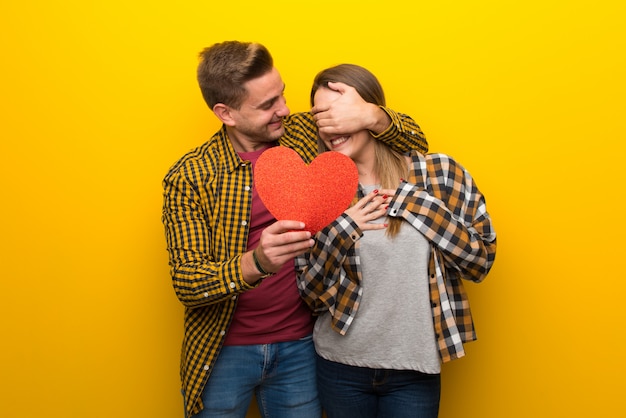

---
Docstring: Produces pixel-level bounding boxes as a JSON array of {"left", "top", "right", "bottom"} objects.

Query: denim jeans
[
  {"left": 189, "top": 335, "right": 321, "bottom": 418},
  {"left": 316, "top": 355, "right": 440, "bottom": 418}
]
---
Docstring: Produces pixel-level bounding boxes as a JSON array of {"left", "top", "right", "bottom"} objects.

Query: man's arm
[
  {"left": 248, "top": 220, "right": 314, "bottom": 277},
  {"left": 163, "top": 165, "right": 314, "bottom": 308},
  {"left": 312, "top": 82, "right": 428, "bottom": 154},
  {"left": 162, "top": 163, "right": 268, "bottom": 308}
]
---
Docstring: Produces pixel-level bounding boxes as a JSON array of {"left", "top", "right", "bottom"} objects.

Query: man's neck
[{"left": 225, "top": 126, "right": 273, "bottom": 153}]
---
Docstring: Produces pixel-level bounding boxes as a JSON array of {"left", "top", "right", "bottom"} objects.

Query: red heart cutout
[{"left": 255, "top": 147, "right": 359, "bottom": 234}]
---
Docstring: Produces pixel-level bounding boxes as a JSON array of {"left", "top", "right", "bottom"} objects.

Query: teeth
[{"left": 331, "top": 136, "right": 348, "bottom": 146}]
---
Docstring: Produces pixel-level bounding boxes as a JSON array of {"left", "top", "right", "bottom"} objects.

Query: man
[{"left": 162, "top": 41, "right": 428, "bottom": 418}]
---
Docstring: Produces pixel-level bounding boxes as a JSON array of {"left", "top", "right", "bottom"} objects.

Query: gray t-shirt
[{"left": 314, "top": 185, "right": 441, "bottom": 374}]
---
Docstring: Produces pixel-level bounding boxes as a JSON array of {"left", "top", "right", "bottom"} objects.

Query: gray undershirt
[{"left": 314, "top": 184, "right": 441, "bottom": 374}]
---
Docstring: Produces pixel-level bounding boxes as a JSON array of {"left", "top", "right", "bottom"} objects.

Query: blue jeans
[
  {"left": 316, "top": 355, "right": 440, "bottom": 418},
  {"left": 189, "top": 335, "right": 321, "bottom": 418}
]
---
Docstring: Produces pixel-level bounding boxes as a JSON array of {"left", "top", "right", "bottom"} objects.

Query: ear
[{"left": 213, "top": 103, "right": 236, "bottom": 126}]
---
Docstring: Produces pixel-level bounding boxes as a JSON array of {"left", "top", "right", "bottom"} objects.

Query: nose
[{"left": 276, "top": 97, "right": 289, "bottom": 117}]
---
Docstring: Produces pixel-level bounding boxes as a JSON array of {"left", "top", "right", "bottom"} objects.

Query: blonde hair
[{"left": 311, "top": 64, "right": 408, "bottom": 237}]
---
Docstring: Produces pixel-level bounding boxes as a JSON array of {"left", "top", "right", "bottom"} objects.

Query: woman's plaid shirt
[
  {"left": 295, "top": 151, "right": 496, "bottom": 363},
  {"left": 162, "top": 110, "right": 427, "bottom": 417}
]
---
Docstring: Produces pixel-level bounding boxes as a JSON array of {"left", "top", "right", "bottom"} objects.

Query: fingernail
[
  {"left": 382, "top": 195, "right": 388, "bottom": 199},
  {"left": 373, "top": 189, "right": 379, "bottom": 194},
  {"left": 385, "top": 205, "right": 389, "bottom": 210}
]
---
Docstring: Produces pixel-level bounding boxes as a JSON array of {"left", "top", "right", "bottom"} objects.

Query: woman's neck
[
  {"left": 352, "top": 137, "right": 379, "bottom": 185},
  {"left": 356, "top": 160, "right": 379, "bottom": 186}
]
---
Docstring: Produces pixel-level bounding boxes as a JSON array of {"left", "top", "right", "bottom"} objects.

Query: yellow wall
[{"left": 1, "top": 1, "right": 624, "bottom": 417}]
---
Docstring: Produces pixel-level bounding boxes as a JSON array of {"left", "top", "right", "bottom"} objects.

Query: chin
[
  {"left": 331, "top": 144, "right": 350, "bottom": 154},
  {"left": 271, "top": 129, "right": 285, "bottom": 141}
]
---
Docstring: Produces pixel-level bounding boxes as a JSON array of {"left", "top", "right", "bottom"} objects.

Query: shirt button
[
  {"left": 229, "top": 282, "right": 236, "bottom": 289},
  {"left": 220, "top": 330, "right": 226, "bottom": 336},
  {"left": 242, "top": 220, "right": 247, "bottom": 226},
  {"left": 203, "top": 365, "right": 210, "bottom": 371},
  {"left": 231, "top": 295, "right": 237, "bottom": 300},
  {"left": 203, "top": 292, "right": 209, "bottom": 298},
  {"left": 244, "top": 185, "right": 251, "bottom": 191}
]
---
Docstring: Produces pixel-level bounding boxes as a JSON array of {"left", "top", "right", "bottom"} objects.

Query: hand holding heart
[
  {"left": 252, "top": 219, "right": 315, "bottom": 276},
  {"left": 254, "top": 147, "right": 359, "bottom": 234}
]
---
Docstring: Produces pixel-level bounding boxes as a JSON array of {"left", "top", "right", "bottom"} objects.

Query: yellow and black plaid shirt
[
  {"left": 162, "top": 109, "right": 427, "bottom": 417},
  {"left": 296, "top": 151, "right": 496, "bottom": 363}
]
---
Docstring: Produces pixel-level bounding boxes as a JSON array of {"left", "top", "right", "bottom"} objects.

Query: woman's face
[{"left": 313, "top": 86, "right": 374, "bottom": 162}]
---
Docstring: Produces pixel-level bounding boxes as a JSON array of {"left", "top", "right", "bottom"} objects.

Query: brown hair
[
  {"left": 197, "top": 41, "right": 273, "bottom": 110},
  {"left": 311, "top": 64, "right": 409, "bottom": 237}
]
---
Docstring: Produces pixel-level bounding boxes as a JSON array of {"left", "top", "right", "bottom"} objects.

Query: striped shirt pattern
[
  {"left": 162, "top": 110, "right": 427, "bottom": 417},
  {"left": 296, "top": 151, "right": 496, "bottom": 363}
]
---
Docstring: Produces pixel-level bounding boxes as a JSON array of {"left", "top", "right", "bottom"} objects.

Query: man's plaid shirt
[
  {"left": 296, "top": 151, "right": 496, "bottom": 363},
  {"left": 162, "top": 110, "right": 427, "bottom": 417}
]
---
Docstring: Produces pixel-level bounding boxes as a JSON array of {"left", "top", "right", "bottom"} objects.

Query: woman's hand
[{"left": 345, "top": 189, "right": 395, "bottom": 231}]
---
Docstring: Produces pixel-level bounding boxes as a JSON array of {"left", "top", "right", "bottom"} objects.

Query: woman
[{"left": 295, "top": 64, "right": 497, "bottom": 418}]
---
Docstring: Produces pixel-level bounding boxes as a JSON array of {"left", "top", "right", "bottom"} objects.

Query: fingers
[
  {"left": 262, "top": 221, "right": 313, "bottom": 251},
  {"left": 325, "top": 81, "right": 349, "bottom": 94},
  {"left": 355, "top": 189, "right": 391, "bottom": 210},
  {"left": 311, "top": 83, "right": 360, "bottom": 130},
  {"left": 377, "top": 188, "right": 396, "bottom": 197},
  {"left": 310, "top": 104, "right": 327, "bottom": 116},
  {"left": 360, "top": 222, "right": 389, "bottom": 232},
  {"left": 267, "top": 220, "right": 307, "bottom": 234},
  {"left": 362, "top": 203, "right": 388, "bottom": 222},
  {"left": 256, "top": 221, "right": 314, "bottom": 272},
  {"left": 345, "top": 189, "right": 393, "bottom": 231}
]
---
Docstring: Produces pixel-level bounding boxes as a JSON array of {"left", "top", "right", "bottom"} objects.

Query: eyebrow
[{"left": 255, "top": 84, "right": 286, "bottom": 109}]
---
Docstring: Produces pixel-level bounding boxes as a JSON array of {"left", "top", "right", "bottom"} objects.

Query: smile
[
  {"left": 330, "top": 136, "right": 349, "bottom": 147},
  {"left": 269, "top": 120, "right": 283, "bottom": 128}
]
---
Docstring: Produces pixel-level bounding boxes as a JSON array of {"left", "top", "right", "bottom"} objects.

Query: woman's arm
[
  {"left": 294, "top": 213, "right": 360, "bottom": 314},
  {"left": 388, "top": 153, "right": 497, "bottom": 283}
]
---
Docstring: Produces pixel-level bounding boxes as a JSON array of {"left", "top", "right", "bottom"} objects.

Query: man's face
[{"left": 228, "top": 67, "right": 290, "bottom": 149}]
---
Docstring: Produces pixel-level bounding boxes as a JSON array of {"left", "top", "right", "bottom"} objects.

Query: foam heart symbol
[{"left": 255, "top": 147, "right": 359, "bottom": 234}]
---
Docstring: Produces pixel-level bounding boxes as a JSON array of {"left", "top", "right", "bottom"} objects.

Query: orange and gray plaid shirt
[
  {"left": 296, "top": 151, "right": 496, "bottom": 363},
  {"left": 162, "top": 110, "right": 427, "bottom": 417}
]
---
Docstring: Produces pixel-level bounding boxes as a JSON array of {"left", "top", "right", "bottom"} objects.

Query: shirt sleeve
[
  {"left": 162, "top": 163, "right": 257, "bottom": 308},
  {"left": 279, "top": 112, "right": 319, "bottom": 163},
  {"left": 373, "top": 108, "right": 429, "bottom": 154},
  {"left": 295, "top": 214, "right": 363, "bottom": 334},
  {"left": 387, "top": 153, "right": 497, "bottom": 283},
  {"left": 282, "top": 110, "right": 429, "bottom": 159}
]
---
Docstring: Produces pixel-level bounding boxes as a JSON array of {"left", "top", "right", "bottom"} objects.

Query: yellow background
[{"left": 1, "top": 1, "right": 624, "bottom": 417}]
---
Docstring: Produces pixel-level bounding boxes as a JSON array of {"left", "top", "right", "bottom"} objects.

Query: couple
[{"left": 162, "top": 41, "right": 496, "bottom": 418}]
